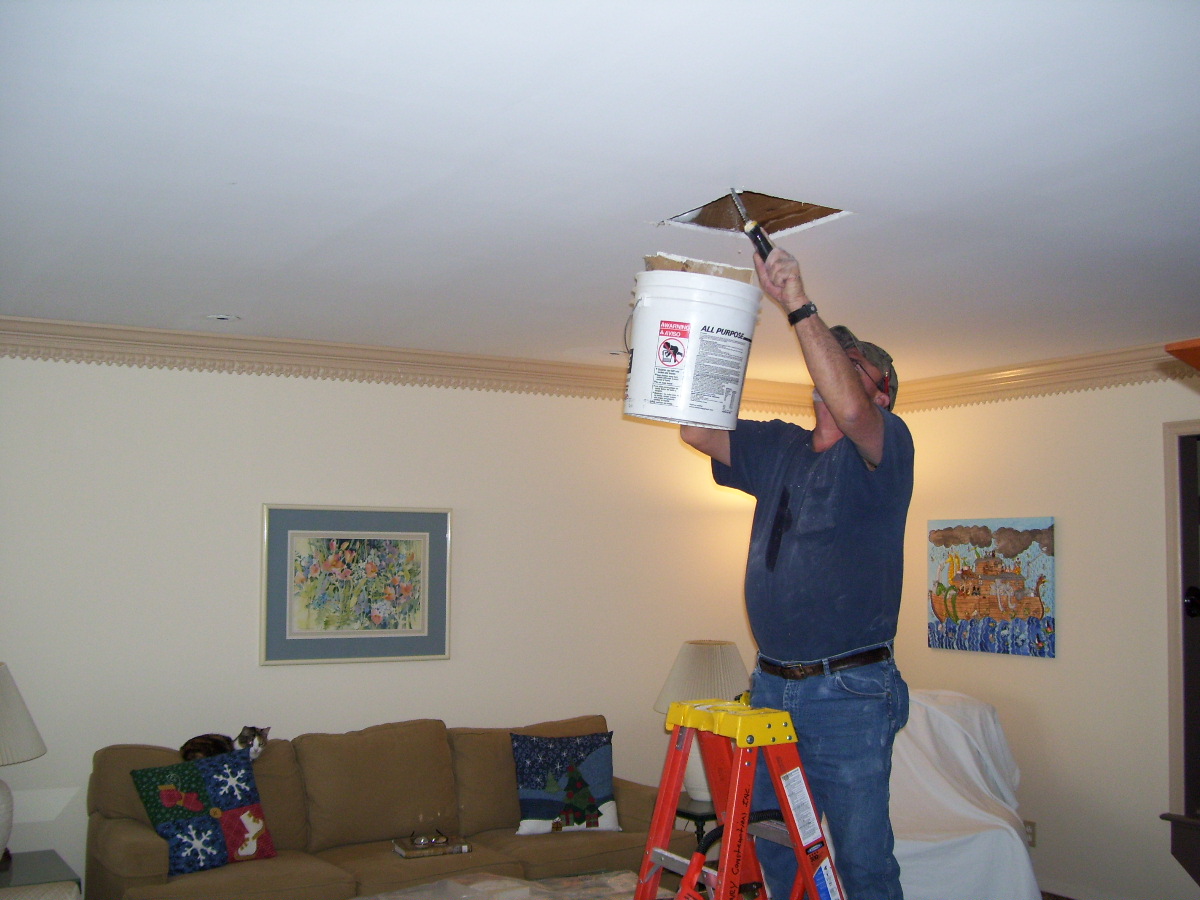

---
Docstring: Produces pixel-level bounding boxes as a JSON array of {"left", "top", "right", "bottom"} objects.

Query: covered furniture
[
  {"left": 891, "top": 689, "right": 1040, "bottom": 900},
  {"left": 85, "top": 715, "right": 692, "bottom": 900}
]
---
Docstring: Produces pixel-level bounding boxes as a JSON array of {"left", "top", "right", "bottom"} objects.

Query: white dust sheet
[{"left": 891, "top": 689, "right": 1041, "bottom": 900}]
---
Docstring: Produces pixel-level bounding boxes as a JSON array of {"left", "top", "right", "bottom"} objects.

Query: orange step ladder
[{"left": 635, "top": 699, "right": 844, "bottom": 900}]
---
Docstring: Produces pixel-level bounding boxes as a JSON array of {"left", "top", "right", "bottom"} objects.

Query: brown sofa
[{"left": 85, "top": 714, "right": 693, "bottom": 900}]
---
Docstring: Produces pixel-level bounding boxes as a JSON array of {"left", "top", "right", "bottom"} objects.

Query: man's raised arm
[{"left": 681, "top": 425, "right": 731, "bottom": 467}]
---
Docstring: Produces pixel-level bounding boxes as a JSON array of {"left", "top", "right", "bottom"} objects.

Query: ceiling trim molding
[
  {"left": 895, "top": 343, "right": 1196, "bottom": 413},
  {"left": 1, "top": 315, "right": 1194, "bottom": 415}
]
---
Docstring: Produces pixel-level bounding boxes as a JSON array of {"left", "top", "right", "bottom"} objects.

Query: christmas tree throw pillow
[
  {"left": 130, "top": 748, "right": 276, "bottom": 875},
  {"left": 509, "top": 732, "right": 620, "bottom": 835}
]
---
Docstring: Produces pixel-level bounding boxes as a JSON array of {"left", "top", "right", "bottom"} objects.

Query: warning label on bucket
[
  {"left": 656, "top": 321, "right": 689, "bottom": 368},
  {"left": 649, "top": 320, "right": 689, "bottom": 405}
]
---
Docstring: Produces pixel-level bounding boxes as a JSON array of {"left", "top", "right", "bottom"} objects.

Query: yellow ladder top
[{"left": 665, "top": 699, "right": 797, "bottom": 747}]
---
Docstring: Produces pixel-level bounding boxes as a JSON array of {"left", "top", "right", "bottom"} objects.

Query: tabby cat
[{"left": 180, "top": 725, "right": 271, "bottom": 761}]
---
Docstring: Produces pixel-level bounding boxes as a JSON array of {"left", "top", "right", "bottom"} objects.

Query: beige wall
[
  {"left": 0, "top": 357, "right": 759, "bottom": 880},
  {"left": 897, "top": 383, "right": 1200, "bottom": 900},
  {"left": 1, "top": 355, "right": 1198, "bottom": 900}
]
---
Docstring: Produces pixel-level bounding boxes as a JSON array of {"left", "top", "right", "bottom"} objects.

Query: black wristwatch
[{"left": 787, "top": 302, "right": 818, "bottom": 326}]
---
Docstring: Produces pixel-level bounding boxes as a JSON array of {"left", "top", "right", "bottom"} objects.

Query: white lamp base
[
  {"left": 682, "top": 743, "right": 711, "bottom": 801},
  {"left": 0, "top": 776, "right": 13, "bottom": 865}
]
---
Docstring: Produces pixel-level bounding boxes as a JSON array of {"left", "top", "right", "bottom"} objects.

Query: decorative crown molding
[
  {"left": 894, "top": 343, "right": 1196, "bottom": 413},
  {"left": 0, "top": 315, "right": 1194, "bottom": 415}
]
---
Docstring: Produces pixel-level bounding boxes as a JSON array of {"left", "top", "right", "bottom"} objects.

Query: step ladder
[{"left": 635, "top": 698, "right": 844, "bottom": 900}]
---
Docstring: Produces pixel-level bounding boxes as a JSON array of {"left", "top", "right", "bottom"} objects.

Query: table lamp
[
  {"left": 653, "top": 640, "right": 749, "bottom": 801},
  {"left": 0, "top": 662, "right": 47, "bottom": 871}
]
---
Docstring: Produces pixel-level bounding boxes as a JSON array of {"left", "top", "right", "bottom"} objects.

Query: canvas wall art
[{"left": 927, "top": 517, "right": 1055, "bottom": 657}]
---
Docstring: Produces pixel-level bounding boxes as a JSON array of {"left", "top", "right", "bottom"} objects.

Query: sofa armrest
[
  {"left": 88, "top": 813, "right": 168, "bottom": 878},
  {"left": 613, "top": 777, "right": 663, "bottom": 831}
]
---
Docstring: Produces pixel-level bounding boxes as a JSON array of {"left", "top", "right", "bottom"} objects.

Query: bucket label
[
  {"left": 641, "top": 316, "right": 753, "bottom": 419},
  {"left": 694, "top": 324, "right": 752, "bottom": 415},
  {"left": 649, "top": 320, "right": 689, "bottom": 406},
  {"left": 657, "top": 320, "right": 689, "bottom": 368}
]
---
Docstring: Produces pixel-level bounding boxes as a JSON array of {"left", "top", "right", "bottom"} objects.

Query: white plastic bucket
[{"left": 624, "top": 269, "right": 762, "bottom": 429}]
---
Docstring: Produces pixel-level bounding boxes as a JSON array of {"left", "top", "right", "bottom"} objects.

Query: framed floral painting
[{"left": 261, "top": 505, "right": 450, "bottom": 664}]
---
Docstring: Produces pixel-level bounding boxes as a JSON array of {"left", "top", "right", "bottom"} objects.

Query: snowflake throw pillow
[
  {"left": 509, "top": 732, "right": 620, "bottom": 835},
  {"left": 130, "top": 747, "right": 276, "bottom": 875}
]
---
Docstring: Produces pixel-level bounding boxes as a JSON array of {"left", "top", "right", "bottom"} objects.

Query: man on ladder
[{"left": 681, "top": 243, "right": 915, "bottom": 900}]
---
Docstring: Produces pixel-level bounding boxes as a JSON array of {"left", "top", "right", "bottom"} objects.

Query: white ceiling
[{"left": 2, "top": 0, "right": 1198, "bottom": 385}]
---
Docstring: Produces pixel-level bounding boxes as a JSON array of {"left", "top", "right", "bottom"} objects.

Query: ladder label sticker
[
  {"left": 780, "top": 767, "right": 823, "bottom": 847},
  {"left": 815, "top": 858, "right": 842, "bottom": 900}
]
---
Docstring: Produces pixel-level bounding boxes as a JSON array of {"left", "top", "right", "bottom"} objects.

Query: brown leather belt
[{"left": 758, "top": 645, "right": 892, "bottom": 680}]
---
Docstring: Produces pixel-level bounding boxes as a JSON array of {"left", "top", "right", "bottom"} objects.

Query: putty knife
[{"left": 730, "top": 188, "right": 775, "bottom": 259}]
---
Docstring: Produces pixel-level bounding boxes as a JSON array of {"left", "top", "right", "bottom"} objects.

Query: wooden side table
[{"left": 0, "top": 850, "right": 80, "bottom": 899}]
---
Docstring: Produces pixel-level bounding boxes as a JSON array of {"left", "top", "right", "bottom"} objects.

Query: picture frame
[
  {"left": 261, "top": 505, "right": 450, "bottom": 664},
  {"left": 927, "top": 516, "right": 1055, "bottom": 657}
]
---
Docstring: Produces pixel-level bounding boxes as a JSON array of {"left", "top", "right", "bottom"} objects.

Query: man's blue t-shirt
[{"left": 712, "top": 413, "right": 915, "bottom": 664}]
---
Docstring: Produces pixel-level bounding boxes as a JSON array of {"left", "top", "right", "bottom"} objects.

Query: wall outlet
[{"left": 1023, "top": 820, "right": 1037, "bottom": 847}]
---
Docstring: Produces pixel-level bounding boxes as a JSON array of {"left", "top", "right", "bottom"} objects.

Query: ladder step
[
  {"left": 649, "top": 848, "right": 694, "bottom": 878},
  {"left": 746, "top": 818, "right": 793, "bottom": 847},
  {"left": 666, "top": 700, "right": 796, "bottom": 748},
  {"left": 648, "top": 849, "right": 721, "bottom": 891}
]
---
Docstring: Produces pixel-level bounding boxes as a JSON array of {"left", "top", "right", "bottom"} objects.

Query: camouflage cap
[{"left": 829, "top": 325, "right": 898, "bottom": 410}]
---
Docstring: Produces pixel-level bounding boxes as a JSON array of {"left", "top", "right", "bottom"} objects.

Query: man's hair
[{"left": 829, "top": 325, "right": 898, "bottom": 410}]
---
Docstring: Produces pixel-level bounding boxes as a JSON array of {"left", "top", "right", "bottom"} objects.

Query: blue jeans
[{"left": 750, "top": 658, "right": 909, "bottom": 900}]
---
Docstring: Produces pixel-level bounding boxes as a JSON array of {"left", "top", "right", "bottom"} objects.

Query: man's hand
[
  {"left": 752, "top": 246, "right": 888, "bottom": 465},
  {"left": 753, "top": 248, "right": 810, "bottom": 315}
]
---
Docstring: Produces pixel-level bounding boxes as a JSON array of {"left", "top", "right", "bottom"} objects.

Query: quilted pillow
[
  {"left": 130, "top": 748, "right": 276, "bottom": 875},
  {"left": 509, "top": 732, "right": 620, "bottom": 835}
]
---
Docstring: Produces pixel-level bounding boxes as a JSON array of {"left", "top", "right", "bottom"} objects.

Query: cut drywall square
[{"left": 666, "top": 190, "right": 848, "bottom": 237}]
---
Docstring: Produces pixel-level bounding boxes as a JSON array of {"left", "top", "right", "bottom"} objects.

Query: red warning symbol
[{"left": 658, "top": 320, "right": 689, "bottom": 368}]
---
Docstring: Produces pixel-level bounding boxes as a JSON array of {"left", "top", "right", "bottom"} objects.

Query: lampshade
[
  {"left": 653, "top": 641, "right": 749, "bottom": 802},
  {"left": 654, "top": 640, "right": 749, "bottom": 714},
  {"left": 0, "top": 664, "right": 46, "bottom": 767}
]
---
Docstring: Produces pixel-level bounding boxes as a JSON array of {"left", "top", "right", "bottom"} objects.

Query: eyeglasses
[
  {"left": 409, "top": 830, "right": 449, "bottom": 847},
  {"left": 854, "top": 360, "right": 891, "bottom": 399}
]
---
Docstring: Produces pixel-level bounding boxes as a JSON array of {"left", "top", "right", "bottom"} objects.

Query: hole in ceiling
[{"left": 665, "top": 190, "right": 847, "bottom": 237}]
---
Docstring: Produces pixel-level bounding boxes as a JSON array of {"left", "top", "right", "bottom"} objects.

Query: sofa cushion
[
  {"left": 315, "top": 839, "right": 525, "bottom": 896},
  {"left": 90, "top": 745, "right": 187, "bottom": 825},
  {"left": 89, "top": 741, "right": 308, "bottom": 853},
  {"left": 293, "top": 719, "right": 458, "bottom": 853},
  {"left": 448, "top": 715, "right": 608, "bottom": 836},
  {"left": 250, "top": 739, "right": 309, "bottom": 852},
  {"left": 510, "top": 732, "right": 618, "bottom": 834},
  {"left": 122, "top": 849, "right": 357, "bottom": 900},
  {"left": 129, "top": 748, "right": 276, "bottom": 875}
]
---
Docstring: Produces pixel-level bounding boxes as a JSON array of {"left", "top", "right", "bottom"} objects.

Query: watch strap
[{"left": 787, "top": 302, "right": 818, "bottom": 326}]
